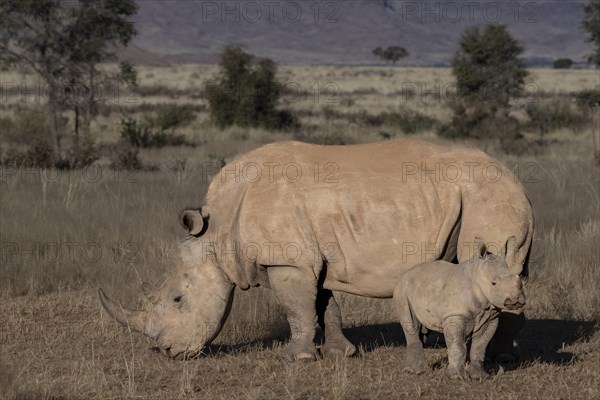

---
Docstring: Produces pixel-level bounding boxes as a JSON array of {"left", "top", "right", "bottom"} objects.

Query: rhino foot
[
  {"left": 279, "top": 343, "right": 318, "bottom": 363},
  {"left": 321, "top": 339, "right": 356, "bottom": 359},
  {"left": 402, "top": 343, "right": 427, "bottom": 375},
  {"left": 466, "top": 364, "right": 490, "bottom": 381},
  {"left": 445, "top": 365, "right": 467, "bottom": 380}
]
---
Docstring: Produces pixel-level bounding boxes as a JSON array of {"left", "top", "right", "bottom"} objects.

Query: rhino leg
[
  {"left": 394, "top": 291, "right": 427, "bottom": 374},
  {"left": 443, "top": 316, "right": 467, "bottom": 379},
  {"left": 268, "top": 266, "right": 318, "bottom": 362},
  {"left": 467, "top": 317, "right": 498, "bottom": 380},
  {"left": 487, "top": 311, "right": 525, "bottom": 363},
  {"left": 316, "top": 289, "right": 356, "bottom": 358}
]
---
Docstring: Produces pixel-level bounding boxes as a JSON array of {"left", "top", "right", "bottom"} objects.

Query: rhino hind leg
[
  {"left": 394, "top": 290, "right": 427, "bottom": 374},
  {"left": 268, "top": 266, "right": 319, "bottom": 362},
  {"left": 316, "top": 289, "right": 356, "bottom": 359}
]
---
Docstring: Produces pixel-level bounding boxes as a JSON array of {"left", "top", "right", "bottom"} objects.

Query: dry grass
[{"left": 1, "top": 65, "right": 600, "bottom": 399}]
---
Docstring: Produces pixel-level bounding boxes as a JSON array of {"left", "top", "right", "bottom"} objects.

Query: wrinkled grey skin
[
  {"left": 394, "top": 237, "right": 526, "bottom": 380},
  {"left": 99, "top": 139, "right": 533, "bottom": 361}
]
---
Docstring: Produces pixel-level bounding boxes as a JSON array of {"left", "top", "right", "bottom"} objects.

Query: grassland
[{"left": 1, "top": 66, "right": 599, "bottom": 399}]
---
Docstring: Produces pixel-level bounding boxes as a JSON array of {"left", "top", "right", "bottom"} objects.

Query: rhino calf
[{"left": 393, "top": 236, "right": 526, "bottom": 380}]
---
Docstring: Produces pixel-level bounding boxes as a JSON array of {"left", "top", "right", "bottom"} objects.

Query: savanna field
[{"left": 1, "top": 65, "right": 599, "bottom": 399}]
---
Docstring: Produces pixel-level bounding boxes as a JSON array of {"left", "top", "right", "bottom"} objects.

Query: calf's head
[
  {"left": 99, "top": 209, "right": 234, "bottom": 359},
  {"left": 473, "top": 236, "right": 526, "bottom": 311}
]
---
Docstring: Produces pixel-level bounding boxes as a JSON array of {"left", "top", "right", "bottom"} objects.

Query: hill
[{"left": 122, "top": 0, "right": 593, "bottom": 66}]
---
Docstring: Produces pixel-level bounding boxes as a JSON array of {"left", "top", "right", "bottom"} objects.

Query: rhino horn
[
  {"left": 99, "top": 288, "right": 148, "bottom": 334},
  {"left": 474, "top": 236, "right": 487, "bottom": 259},
  {"left": 179, "top": 209, "right": 206, "bottom": 236},
  {"left": 503, "top": 235, "right": 519, "bottom": 273}
]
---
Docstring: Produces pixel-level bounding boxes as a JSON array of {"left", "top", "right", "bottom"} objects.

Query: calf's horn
[{"left": 99, "top": 288, "right": 148, "bottom": 334}]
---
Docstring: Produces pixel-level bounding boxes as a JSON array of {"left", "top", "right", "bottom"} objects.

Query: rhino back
[{"left": 201, "top": 140, "right": 530, "bottom": 297}]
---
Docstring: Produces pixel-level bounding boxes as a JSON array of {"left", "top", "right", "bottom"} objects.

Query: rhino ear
[
  {"left": 504, "top": 235, "right": 517, "bottom": 263},
  {"left": 475, "top": 237, "right": 487, "bottom": 259},
  {"left": 179, "top": 209, "right": 207, "bottom": 236}
]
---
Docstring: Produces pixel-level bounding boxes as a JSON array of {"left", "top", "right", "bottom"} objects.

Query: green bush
[
  {"left": 346, "top": 109, "right": 436, "bottom": 134},
  {"left": 109, "top": 142, "right": 143, "bottom": 170},
  {"left": 207, "top": 45, "right": 299, "bottom": 130},
  {"left": 526, "top": 99, "right": 586, "bottom": 141},
  {"left": 120, "top": 107, "right": 193, "bottom": 148},
  {"left": 553, "top": 58, "right": 574, "bottom": 69},
  {"left": 0, "top": 111, "right": 49, "bottom": 145},
  {"left": 57, "top": 140, "right": 101, "bottom": 170},
  {"left": 145, "top": 105, "right": 196, "bottom": 132},
  {"left": 293, "top": 130, "right": 356, "bottom": 146},
  {"left": 2, "top": 138, "right": 56, "bottom": 168},
  {"left": 575, "top": 89, "right": 600, "bottom": 109},
  {"left": 438, "top": 102, "right": 522, "bottom": 145}
]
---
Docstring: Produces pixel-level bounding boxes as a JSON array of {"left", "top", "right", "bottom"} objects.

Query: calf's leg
[
  {"left": 316, "top": 289, "right": 356, "bottom": 358},
  {"left": 443, "top": 316, "right": 467, "bottom": 379},
  {"left": 468, "top": 317, "right": 498, "bottom": 380},
  {"left": 268, "top": 266, "right": 318, "bottom": 362},
  {"left": 393, "top": 287, "right": 427, "bottom": 374}
]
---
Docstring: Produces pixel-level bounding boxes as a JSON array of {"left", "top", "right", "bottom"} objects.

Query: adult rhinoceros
[{"left": 99, "top": 139, "right": 533, "bottom": 361}]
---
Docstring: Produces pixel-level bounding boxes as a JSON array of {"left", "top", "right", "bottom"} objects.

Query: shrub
[
  {"left": 438, "top": 102, "right": 522, "bottom": 148},
  {"left": 0, "top": 111, "right": 49, "bottom": 145},
  {"left": 109, "top": 142, "right": 143, "bottom": 170},
  {"left": 120, "top": 111, "right": 192, "bottom": 148},
  {"left": 526, "top": 98, "right": 586, "bottom": 141},
  {"left": 382, "top": 110, "right": 437, "bottom": 134},
  {"left": 145, "top": 105, "right": 196, "bottom": 132},
  {"left": 346, "top": 109, "right": 437, "bottom": 134},
  {"left": 58, "top": 139, "right": 101, "bottom": 169},
  {"left": 2, "top": 138, "right": 56, "bottom": 168},
  {"left": 553, "top": 58, "right": 574, "bottom": 69},
  {"left": 207, "top": 45, "right": 299, "bottom": 130},
  {"left": 575, "top": 89, "right": 600, "bottom": 109}
]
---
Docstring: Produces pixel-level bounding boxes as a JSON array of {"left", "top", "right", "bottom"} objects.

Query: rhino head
[
  {"left": 99, "top": 209, "right": 235, "bottom": 359},
  {"left": 473, "top": 236, "right": 526, "bottom": 311}
]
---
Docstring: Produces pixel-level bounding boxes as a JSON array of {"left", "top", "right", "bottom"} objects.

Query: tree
[
  {"left": 583, "top": 0, "right": 600, "bottom": 67},
  {"left": 452, "top": 24, "right": 528, "bottom": 107},
  {"left": 553, "top": 58, "right": 573, "bottom": 69},
  {"left": 0, "top": 0, "right": 137, "bottom": 157},
  {"left": 440, "top": 24, "right": 528, "bottom": 149},
  {"left": 372, "top": 46, "right": 409, "bottom": 65},
  {"left": 206, "top": 45, "right": 297, "bottom": 130}
]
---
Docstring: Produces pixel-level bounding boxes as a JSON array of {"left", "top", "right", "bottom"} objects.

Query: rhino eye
[
  {"left": 173, "top": 295, "right": 183, "bottom": 303},
  {"left": 491, "top": 282, "right": 497, "bottom": 286}
]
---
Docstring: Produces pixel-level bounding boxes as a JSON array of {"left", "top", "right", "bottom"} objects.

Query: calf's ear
[{"left": 474, "top": 236, "right": 487, "bottom": 259}]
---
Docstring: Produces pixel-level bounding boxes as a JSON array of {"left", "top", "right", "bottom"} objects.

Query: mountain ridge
[{"left": 120, "top": 0, "right": 593, "bottom": 66}]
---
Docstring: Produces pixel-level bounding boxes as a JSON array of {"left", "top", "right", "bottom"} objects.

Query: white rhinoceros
[
  {"left": 99, "top": 139, "right": 533, "bottom": 361},
  {"left": 394, "top": 236, "right": 526, "bottom": 380}
]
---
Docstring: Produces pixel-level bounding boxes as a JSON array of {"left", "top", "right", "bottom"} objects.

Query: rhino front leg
[
  {"left": 317, "top": 289, "right": 356, "bottom": 358},
  {"left": 467, "top": 317, "right": 498, "bottom": 380},
  {"left": 268, "top": 266, "right": 318, "bottom": 362},
  {"left": 443, "top": 316, "right": 467, "bottom": 379}
]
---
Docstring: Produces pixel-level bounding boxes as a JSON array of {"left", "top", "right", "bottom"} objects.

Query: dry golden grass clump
[{"left": 1, "top": 65, "right": 599, "bottom": 399}]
